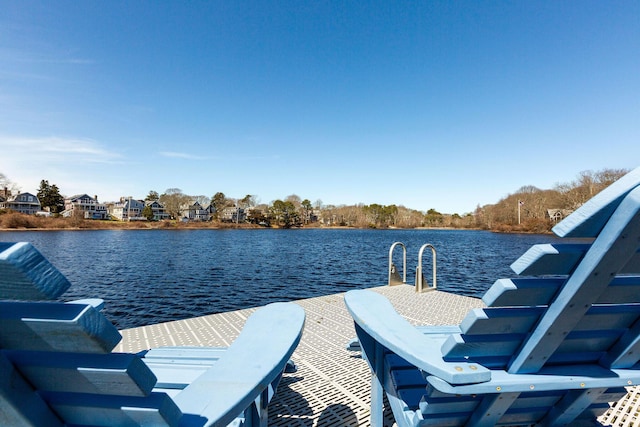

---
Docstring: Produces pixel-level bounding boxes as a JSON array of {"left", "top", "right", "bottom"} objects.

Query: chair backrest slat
[
  {"left": 484, "top": 276, "right": 640, "bottom": 307},
  {"left": 0, "top": 301, "right": 121, "bottom": 353},
  {"left": 443, "top": 304, "right": 640, "bottom": 369},
  {"left": 0, "top": 353, "right": 64, "bottom": 427},
  {"left": 0, "top": 242, "right": 71, "bottom": 300},
  {"left": 511, "top": 243, "right": 640, "bottom": 276},
  {"left": 44, "top": 392, "right": 181, "bottom": 427}
]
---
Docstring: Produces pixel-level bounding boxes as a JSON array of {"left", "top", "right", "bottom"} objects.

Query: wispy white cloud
[
  {"left": 159, "top": 151, "right": 211, "bottom": 160},
  {"left": 158, "top": 151, "right": 280, "bottom": 162},
  {"left": 0, "top": 136, "right": 122, "bottom": 163},
  {"left": 0, "top": 46, "right": 95, "bottom": 66},
  {"left": 0, "top": 47, "right": 96, "bottom": 88},
  {"left": 61, "top": 58, "right": 95, "bottom": 65},
  {"left": 0, "top": 135, "right": 127, "bottom": 199}
]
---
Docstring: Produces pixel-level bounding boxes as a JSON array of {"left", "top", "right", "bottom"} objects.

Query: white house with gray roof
[{"left": 62, "top": 194, "right": 108, "bottom": 219}]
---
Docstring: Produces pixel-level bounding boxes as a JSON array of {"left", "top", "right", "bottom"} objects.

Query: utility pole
[{"left": 518, "top": 200, "right": 523, "bottom": 225}]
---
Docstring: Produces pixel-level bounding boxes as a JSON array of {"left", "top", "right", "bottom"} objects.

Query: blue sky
[{"left": 1, "top": 1, "right": 638, "bottom": 214}]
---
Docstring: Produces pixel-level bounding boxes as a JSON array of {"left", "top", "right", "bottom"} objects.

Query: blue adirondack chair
[
  {"left": 345, "top": 166, "right": 640, "bottom": 426},
  {"left": 0, "top": 241, "right": 306, "bottom": 427}
]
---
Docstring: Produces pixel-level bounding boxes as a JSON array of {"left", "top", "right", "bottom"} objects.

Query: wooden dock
[{"left": 115, "top": 285, "right": 640, "bottom": 426}]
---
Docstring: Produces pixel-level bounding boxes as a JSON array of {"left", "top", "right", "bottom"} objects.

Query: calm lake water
[{"left": 0, "top": 228, "right": 565, "bottom": 329}]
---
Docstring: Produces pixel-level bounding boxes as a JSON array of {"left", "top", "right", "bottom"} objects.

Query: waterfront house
[
  {"left": 547, "top": 208, "right": 574, "bottom": 224},
  {"left": 180, "top": 201, "right": 210, "bottom": 221},
  {"left": 146, "top": 200, "right": 171, "bottom": 221},
  {"left": 111, "top": 197, "right": 146, "bottom": 221},
  {"left": 219, "top": 206, "right": 246, "bottom": 223},
  {"left": 205, "top": 203, "right": 216, "bottom": 218},
  {"left": 62, "top": 194, "right": 108, "bottom": 219},
  {"left": 0, "top": 192, "right": 41, "bottom": 215}
]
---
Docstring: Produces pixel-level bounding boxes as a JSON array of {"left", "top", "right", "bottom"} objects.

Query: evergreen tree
[
  {"left": 37, "top": 180, "right": 65, "bottom": 213},
  {"left": 145, "top": 190, "right": 160, "bottom": 201},
  {"left": 142, "top": 204, "right": 155, "bottom": 221},
  {"left": 269, "top": 200, "right": 301, "bottom": 228},
  {"left": 211, "top": 192, "right": 228, "bottom": 220}
]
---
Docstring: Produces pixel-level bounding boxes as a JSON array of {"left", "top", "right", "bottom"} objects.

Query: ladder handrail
[
  {"left": 415, "top": 243, "right": 437, "bottom": 293},
  {"left": 388, "top": 242, "right": 406, "bottom": 286}
]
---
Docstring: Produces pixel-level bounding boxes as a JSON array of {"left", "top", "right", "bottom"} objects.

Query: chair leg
[
  {"left": 370, "top": 344, "right": 385, "bottom": 427},
  {"left": 243, "top": 387, "right": 270, "bottom": 427},
  {"left": 258, "top": 387, "right": 270, "bottom": 427}
]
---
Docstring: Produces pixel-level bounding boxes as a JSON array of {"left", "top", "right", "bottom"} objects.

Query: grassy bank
[
  {"left": 0, "top": 211, "right": 263, "bottom": 231},
  {"left": 0, "top": 211, "right": 552, "bottom": 233}
]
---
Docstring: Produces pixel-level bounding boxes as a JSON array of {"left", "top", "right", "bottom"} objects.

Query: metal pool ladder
[{"left": 388, "top": 242, "right": 437, "bottom": 293}]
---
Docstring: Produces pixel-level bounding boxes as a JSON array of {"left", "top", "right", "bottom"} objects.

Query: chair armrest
[
  {"left": 172, "top": 302, "right": 305, "bottom": 426},
  {"left": 344, "top": 290, "right": 490, "bottom": 385},
  {"left": 427, "top": 364, "right": 640, "bottom": 395},
  {"left": 66, "top": 298, "right": 105, "bottom": 310}
]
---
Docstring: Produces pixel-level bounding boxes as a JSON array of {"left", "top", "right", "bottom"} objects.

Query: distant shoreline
[
  {"left": 0, "top": 219, "right": 475, "bottom": 232},
  {"left": 0, "top": 211, "right": 549, "bottom": 234}
]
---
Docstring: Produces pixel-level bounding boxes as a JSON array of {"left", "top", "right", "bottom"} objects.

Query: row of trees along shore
[{"left": 0, "top": 168, "right": 629, "bottom": 232}]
